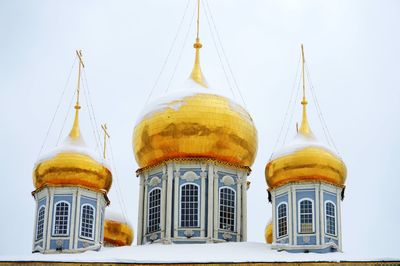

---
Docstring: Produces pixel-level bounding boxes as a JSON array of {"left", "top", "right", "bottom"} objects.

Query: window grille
[
  {"left": 299, "top": 199, "right": 313, "bottom": 233},
  {"left": 80, "top": 204, "right": 95, "bottom": 240},
  {"left": 219, "top": 187, "right": 235, "bottom": 232},
  {"left": 180, "top": 184, "right": 199, "bottom": 227},
  {"left": 53, "top": 201, "right": 70, "bottom": 236},
  {"left": 277, "top": 203, "right": 288, "bottom": 237},
  {"left": 147, "top": 188, "right": 161, "bottom": 233},
  {"left": 325, "top": 201, "right": 336, "bottom": 235},
  {"left": 36, "top": 206, "right": 45, "bottom": 240}
]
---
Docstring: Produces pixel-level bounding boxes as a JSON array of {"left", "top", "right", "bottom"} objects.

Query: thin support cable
[
  {"left": 202, "top": 1, "right": 236, "bottom": 100},
  {"left": 109, "top": 140, "right": 130, "bottom": 224},
  {"left": 282, "top": 75, "right": 302, "bottom": 146},
  {"left": 56, "top": 90, "right": 77, "bottom": 146},
  {"left": 82, "top": 68, "right": 103, "bottom": 153},
  {"left": 270, "top": 54, "right": 302, "bottom": 159},
  {"left": 145, "top": 0, "right": 191, "bottom": 104},
  {"left": 204, "top": 0, "right": 247, "bottom": 107},
  {"left": 305, "top": 64, "right": 341, "bottom": 156},
  {"left": 37, "top": 58, "right": 77, "bottom": 158},
  {"left": 165, "top": 4, "right": 197, "bottom": 93},
  {"left": 81, "top": 73, "right": 102, "bottom": 158}
]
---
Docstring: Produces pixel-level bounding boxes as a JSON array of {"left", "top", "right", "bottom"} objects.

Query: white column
[
  {"left": 315, "top": 184, "right": 320, "bottom": 246},
  {"left": 137, "top": 174, "right": 145, "bottom": 245},
  {"left": 165, "top": 163, "right": 173, "bottom": 242},
  {"left": 291, "top": 186, "right": 297, "bottom": 245},
  {"left": 160, "top": 167, "right": 167, "bottom": 240},
  {"left": 142, "top": 174, "right": 149, "bottom": 244},
  {"left": 213, "top": 167, "right": 219, "bottom": 240},
  {"left": 337, "top": 187, "right": 342, "bottom": 251},
  {"left": 200, "top": 166, "right": 206, "bottom": 238},
  {"left": 271, "top": 189, "right": 276, "bottom": 244},
  {"left": 46, "top": 188, "right": 54, "bottom": 250},
  {"left": 319, "top": 184, "right": 325, "bottom": 245},
  {"left": 241, "top": 172, "right": 247, "bottom": 242},
  {"left": 173, "top": 165, "right": 180, "bottom": 238},
  {"left": 207, "top": 163, "right": 214, "bottom": 241},
  {"left": 236, "top": 174, "right": 242, "bottom": 241}
]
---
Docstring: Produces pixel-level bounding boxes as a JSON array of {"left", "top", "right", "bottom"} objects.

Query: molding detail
[
  {"left": 150, "top": 233, "right": 158, "bottom": 241},
  {"left": 148, "top": 176, "right": 161, "bottom": 187},
  {"left": 222, "top": 175, "right": 235, "bottom": 186},
  {"left": 223, "top": 232, "right": 232, "bottom": 240},
  {"left": 184, "top": 229, "right": 194, "bottom": 238},
  {"left": 181, "top": 171, "right": 199, "bottom": 182}
]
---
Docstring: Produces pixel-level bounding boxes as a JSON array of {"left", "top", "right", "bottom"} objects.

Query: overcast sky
[{"left": 0, "top": 0, "right": 399, "bottom": 258}]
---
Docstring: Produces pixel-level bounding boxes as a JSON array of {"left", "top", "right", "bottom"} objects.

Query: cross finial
[
  {"left": 75, "top": 50, "right": 85, "bottom": 109},
  {"left": 101, "top": 123, "right": 110, "bottom": 159},
  {"left": 69, "top": 50, "right": 85, "bottom": 139}
]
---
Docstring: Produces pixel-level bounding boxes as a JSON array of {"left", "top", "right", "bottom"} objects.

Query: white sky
[{"left": 0, "top": 0, "right": 399, "bottom": 258}]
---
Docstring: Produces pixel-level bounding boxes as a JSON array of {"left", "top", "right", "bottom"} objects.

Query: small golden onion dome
[
  {"left": 265, "top": 221, "right": 272, "bottom": 244},
  {"left": 265, "top": 98, "right": 346, "bottom": 189},
  {"left": 133, "top": 39, "right": 257, "bottom": 170},
  {"left": 103, "top": 210, "right": 133, "bottom": 247},
  {"left": 33, "top": 107, "right": 112, "bottom": 192}
]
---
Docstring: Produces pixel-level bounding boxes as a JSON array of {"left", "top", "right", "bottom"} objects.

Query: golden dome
[
  {"left": 265, "top": 222, "right": 272, "bottom": 244},
  {"left": 103, "top": 210, "right": 133, "bottom": 247},
  {"left": 33, "top": 106, "right": 112, "bottom": 192},
  {"left": 133, "top": 39, "right": 257, "bottom": 170},
  {"left": 265, "top": 95, "right": 346, "bottom": 189}
]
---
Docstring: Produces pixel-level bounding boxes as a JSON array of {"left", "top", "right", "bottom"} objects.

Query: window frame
[
  {"left": 297, "top": 198, "right": 315, "bottom": 234},
  {"left": 324, "top": 200, "right": 337, "bottom": 237},
  {"left": 36, "top": 205, "right": 46, "bottom": 241},
  {"left": 179, "top": 183, "right": 200, "bottom": 228},
  {"left": 79, "top": 203, "right": 96, "bottom": 241},
  {"left": 218, "top": 186, "right": 236, "bottom": 232},
  {"left": 52, "top": 200, "right": 71, "bottom": 237},
  {"left": 147, "top": 187, "right": 162, "bottom": 234},
  {"left": 276, "top": 202, "right": 288, "bottom": 238}
]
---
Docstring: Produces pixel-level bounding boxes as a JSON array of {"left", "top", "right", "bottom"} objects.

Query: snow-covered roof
[
  {"left": 271, "top": 131, "right": 339, "bottom": 161},
  {"left": 1, "top": 242, "right": 398, "bottom": 263}
]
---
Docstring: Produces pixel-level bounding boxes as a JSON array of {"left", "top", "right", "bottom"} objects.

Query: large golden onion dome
[
  {"left": 104, "top": 208, "right": 134, "bottom": 247},
  {"left": 133, "top": 38, "right": 257, "bottom": 170},
  {"left": 33, "top": 104, "right": 112, "bottom": 192}
]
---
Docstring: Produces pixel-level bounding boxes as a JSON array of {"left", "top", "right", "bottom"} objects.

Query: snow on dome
[{"left": 271, "top": 132, "right": 338, "bottom": 161}]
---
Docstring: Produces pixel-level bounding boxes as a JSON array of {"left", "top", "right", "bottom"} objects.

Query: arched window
[
  {"left": 219, "top": 187, "right": 236, "bottom": 232},
  {"left": 298, "top": 199, "right": 314, "bottom": 233},
  {"left": 147, "top": 188, "right": 161, "bottom": 233},
  {"left": 277, "top": 202, "right": 288, "bottom": 238},
  {"left": 53, "top": 201, "right": 70, "bottom": 236},
  {"left": 80, "top": 204, "right": 95, "bottom": 240},
  {"left": 325, "top": 201, "right": 336, "bottom": 236},
  {"left": 36, "top": 206, "right": 45, "bottom": 241},
  {"left": 180, "top": 183, "right": 200, "bottom": 227}
]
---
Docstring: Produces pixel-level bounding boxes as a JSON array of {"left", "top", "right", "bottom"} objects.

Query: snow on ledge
[{"left": 0, "top": 242, "right": 398, "bottom": 263}]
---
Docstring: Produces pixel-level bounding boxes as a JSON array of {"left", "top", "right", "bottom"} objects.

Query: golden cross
[
  {"left": 75, "top": 50, "right": 85, "bottom": 108},
  {"left": 101, "top": 123, "right": 110, "bottom": 159}
]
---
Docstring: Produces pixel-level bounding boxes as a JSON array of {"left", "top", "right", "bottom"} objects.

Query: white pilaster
[
  {"left": 271, "top": 189, "right": 276, "bottom": 244},
  {"left": 236, "top": 174, "right": 242, "bottom": 241},
  {"left": 213, "top": 168, "right": 219, "bottom": 240},
  {"left": 241, "top": 171, "right": 247, "bottom": 241},
  {"left": 142, "top": 174, "right": 149, "bottom": 244},
  {"left": 319, "top": 184, "right": 325, "bottom": 245},
  {"left": 200, "top": 166, "right": 206, "bottom": 238},
  {"left": 165, "top": 163, "right": 173, "bottom": 242},
  {"left": 160, "top": 168, "right": 167, "bottom": 240},
  {"left": 315, "top": 184, "right": 320, "bottom": 246},
  {"left": 173, "top": 165, "right": 180, "bottom": 237},
  {"left": 291, "top": 186, "right": 297, "bottom": 245},
  {"left": 137, "top": 174, "right": 145, "bottom": 245},
  {"left": 207, "top": 163, "right": 214, "bottom": 241}
]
